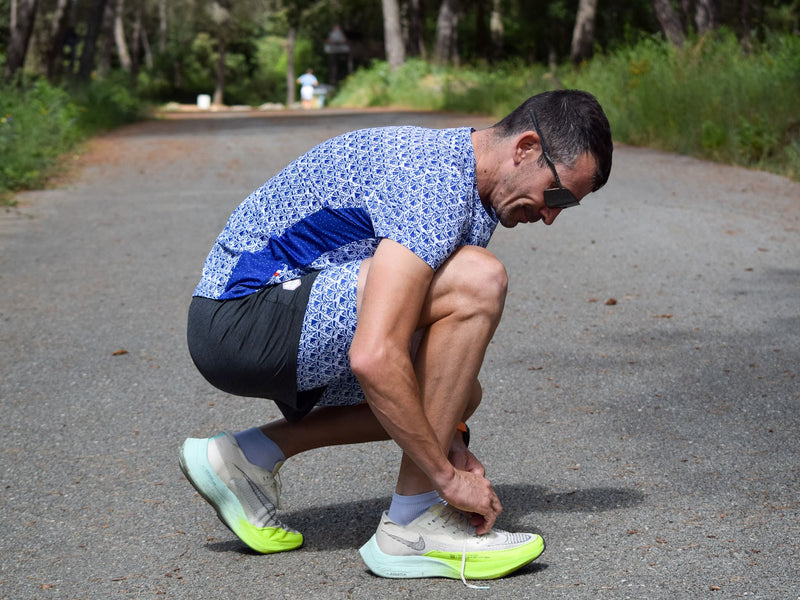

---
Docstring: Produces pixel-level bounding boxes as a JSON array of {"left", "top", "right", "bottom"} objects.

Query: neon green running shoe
[
  {"left": 179, "top": 432, "right": 303, "bottom": 553},
  {"left": 359, "top": 503, "right": 544, "bottom": 581}
]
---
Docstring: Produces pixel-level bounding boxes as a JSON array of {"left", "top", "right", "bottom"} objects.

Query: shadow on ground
[{"left": 204, "top": 484, "right": 644, "bottom": 554}]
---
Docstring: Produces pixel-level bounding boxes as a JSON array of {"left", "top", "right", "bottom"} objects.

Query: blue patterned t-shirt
[{"left": 193, "top": 126, "right": 498, "bottom": 300}]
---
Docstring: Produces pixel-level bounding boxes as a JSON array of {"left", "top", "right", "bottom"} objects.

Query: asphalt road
[{"left": 1, "top": 109, "right": 798, "bottom": 600}]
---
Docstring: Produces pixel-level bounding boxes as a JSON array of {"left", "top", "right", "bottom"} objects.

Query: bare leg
[
  {"left": 255, "top": 246, "right": 505, "bottom": 493},
  {"left": 394, "top": 247, "right": 506, "bottom": 494},
  {"left": 261, "top": 403, "right": 388, "bottom": 459}
]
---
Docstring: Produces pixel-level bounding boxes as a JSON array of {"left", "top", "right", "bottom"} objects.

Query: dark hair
[{"left": 493, "top": 90, "right": 613, "bottom": 192}]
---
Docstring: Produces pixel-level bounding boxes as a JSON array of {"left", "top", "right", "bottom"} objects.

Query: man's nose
[{"left": 541, "top": 206, "right": 562, "bottom": 225}]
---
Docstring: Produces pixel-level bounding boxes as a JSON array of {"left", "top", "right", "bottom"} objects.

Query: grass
[
  {"left": 332, "top": 30, "right": 800, "bottom": 182},
  {"left": 568, "top": 29, "right": 800, "bottom": 179}
]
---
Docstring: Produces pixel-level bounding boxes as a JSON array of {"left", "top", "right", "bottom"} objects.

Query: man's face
[{"left": 491, "top": 151, "right": 597, "bottom": 229}]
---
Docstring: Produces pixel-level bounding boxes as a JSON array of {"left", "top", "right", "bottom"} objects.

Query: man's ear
[{"left": 514, "top": 131, "right": 541, "bottom": 164}]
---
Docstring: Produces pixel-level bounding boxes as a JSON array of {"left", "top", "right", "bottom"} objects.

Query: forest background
[{"left": 1, "top": 0, "right": 799, "bottom": 202}]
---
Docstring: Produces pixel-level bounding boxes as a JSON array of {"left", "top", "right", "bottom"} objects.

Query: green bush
[
  {"left": 565, "top": 29, "right": 800, "bottom": 178},
  {"left": 0, "top": 80, "right": 80, "bottom": 196},
  {"left": 1, "top": 75, "right": 147, "bottom": 203},
  {"left": 70, "top": 73, "right": 145, "bottom": 133},
  {"left": 333, "top": 31, "right": 799, "bottom": 181}
]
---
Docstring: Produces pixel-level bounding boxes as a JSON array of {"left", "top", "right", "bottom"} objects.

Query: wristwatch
[{"left": 457, "top": 421, "right": 470, "bottom": 447}]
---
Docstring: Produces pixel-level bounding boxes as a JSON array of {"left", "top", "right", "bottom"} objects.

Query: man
[
  {"left": 180, "top": 89, "right": 613, "bottom": 582},
  {"left": 296, "top": 69, "right": 318, "bottom": 109}
]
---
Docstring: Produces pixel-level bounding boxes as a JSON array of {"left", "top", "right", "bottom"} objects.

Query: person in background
[{"left": 297, "top": 69, "right": 319, "bottom": 109}]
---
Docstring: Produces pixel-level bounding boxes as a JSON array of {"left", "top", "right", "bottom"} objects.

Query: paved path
[{"left": 1, "top": 110, "right": 799, "bottom": 599}]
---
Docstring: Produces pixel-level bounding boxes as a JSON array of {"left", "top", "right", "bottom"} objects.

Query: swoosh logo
[
  {"left": 236, "top": 466, "right": 278, "bottom": 517},
  {"left": 385, "top": 531, "right": 426, "bottom": 552}
]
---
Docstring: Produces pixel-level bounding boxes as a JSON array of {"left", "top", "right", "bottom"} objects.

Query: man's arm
[{"left": 349, "top": 238, "right": 500, "bottom": 532}]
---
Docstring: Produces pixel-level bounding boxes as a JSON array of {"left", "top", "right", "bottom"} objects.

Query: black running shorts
[{"left": 187, "top": 271, "right": 326, "bottom": 422}]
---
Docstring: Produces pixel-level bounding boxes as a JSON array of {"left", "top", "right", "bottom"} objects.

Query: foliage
[
  {"left": 70, "top": 72, "right": 146, "bottom": 132},
  {"left": 566, "top": 29, "right": 800, "bottom": 178},
  {"left": 2, "top": 0, "right": 799, "bottom": 203},
  {"left": 0, "top": 76, "right": 145, "bottom": 203},
  {"left": 0, "top": 79, "right": 79, "bottom": 199},
  {"left": 333, "top": 30, "right": 800, "bottom": 181}
]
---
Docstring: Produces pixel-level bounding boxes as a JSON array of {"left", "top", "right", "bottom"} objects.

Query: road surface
[{"left": 1, "top": 109, "right": 798, "bottom": 599}]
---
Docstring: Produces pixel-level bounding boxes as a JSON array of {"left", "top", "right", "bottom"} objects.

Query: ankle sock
[
  {"left": 233, "top": 427, "right": 285, "bottom": 472},
  {"left": 387, "top": 490, "right": 443, "bottom": 525}
]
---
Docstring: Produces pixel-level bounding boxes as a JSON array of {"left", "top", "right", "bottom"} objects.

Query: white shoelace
[
  {"left": 460, "top": 538, "right": 490, "bottom": 589},
  {"left": 439, "top": 503, "right": 490, "bottom": 589}
]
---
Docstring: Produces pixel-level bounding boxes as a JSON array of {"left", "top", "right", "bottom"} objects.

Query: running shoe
[
  {"left": 359, "top": 502, "right": 544, "bottom": 580},
  {"left": 179, "top": 432, "right": 303, "bottom": 553}
]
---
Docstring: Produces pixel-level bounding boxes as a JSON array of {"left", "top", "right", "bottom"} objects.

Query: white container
[{"left": 197, "top": 94, "right": 211, "bottom": 110}]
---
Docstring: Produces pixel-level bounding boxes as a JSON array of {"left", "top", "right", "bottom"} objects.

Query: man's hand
[
  {"left": 438, "top": 469, "right": 502, "bottom": 534},
  {"left": 445, "top": 431, "right": 498, "bottom": 533}
]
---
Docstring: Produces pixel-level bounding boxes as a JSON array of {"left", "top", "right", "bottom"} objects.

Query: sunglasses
[{"left": 528, "top": 109, "right": 581, "bottom": 209}]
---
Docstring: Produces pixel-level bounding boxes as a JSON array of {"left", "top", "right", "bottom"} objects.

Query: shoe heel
[
  {"left": 179, "top": 438, "right": 229, "bottom": 515},
  {"left": 359, "top": 535, "right": 456, "bottom": 579}
]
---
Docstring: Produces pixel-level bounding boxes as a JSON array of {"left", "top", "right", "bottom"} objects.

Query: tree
[
  {"left": 4, "top": 0, "right": 39, "bottom": 81},
  {"left": 129, "top": 0, "right": 147, "bottom": 82},
  {"left": 434, "top": 0, "right": 459, "bottom": 65},
  {"left": 286, "top": 24, "right": 296, "bottom": 105},
  {"left": 208, "top": 0, "right": 230, "bottom": 106},
  {"left": 44, "top": 0, "right": 72, "bottom": 81},
  {"left": 406, "top": 0, "right": 425, "bottom": 58},
  {"left": 692, "top": 0, "right": 718, "bottom": 34},
  {"left": 652, "top": 0, "right": 686, "bottom": 45},
  {"left": 570, "top": 0, "right": 598, "bottom": 64},
  {"left": 381, "top": 0, "right": 404, "bottom": 70},
  {"left": 489, "top": 0, "right": 504, "bottom": 60},
  {"left": 78, "top": 0, "right": 112, "bottom": 81},
  {"left": 114, "top": 0, "right": 132, "bottom": 71}
]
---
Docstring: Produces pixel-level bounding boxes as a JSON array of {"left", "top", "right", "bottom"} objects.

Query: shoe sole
[
  {"left": 359, "top": 533, "right": 545, "bottom": 580},
  {"left": 179, "top": 437, "right": 303, "bottom": 554}
]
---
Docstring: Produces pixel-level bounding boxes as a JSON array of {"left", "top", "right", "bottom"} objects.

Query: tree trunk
[
  {"left": 45, "top": 0, "right": 71, "bottom": 81},
  {"left": 652, "top": 0, "right": 686, "bottom": 46},
  {"left": 739, "top": 0, "right": 752, "bottom": 52},
  {"left": 570, "top": 0, "right": 598, "bottom": 64},
  {"left": 680, "top": 0, "right": 691, "bottom": 31},
  {"left": 129, "top": 0, "right": 143, "bottom": 82},
  {"left": 434, "top": 0, "right": 459, "bottom": 65},
  {"left": 158, "top": 0, "right": 166, "bottom": 53},
  {"left": 99, "top": 0, "right": 115, "bottom": 76},
  {"left": 407, "top": 0, "right": 425, "bottom": 58},
  {"left": 213, "top": 36, "right": 226, "bottom": 106},
  {"left": 141, "top": 25, "right": 153, "bottom": 69},
  {"left": 286, "top": 26, "right": 296, "bottom": 106},
  {"left": 382, "top": 0, "right": 405, "bottom": 70},
  {"left": 474, "top": 0, "right": 488, "bottom": 59},
  {"left": 114, "top": 0, "right": 132, "bottom": 71},
  {"left": 4, "top": 0, "right": 38, "bottom": 81},
  {"left": 694, "top": 0, "right": 718, "bottom": 34},
  {"left": 78, "top": 0, "right": 111, "bottom": 81},
  {"left": 489, "top": 0, "right": 504, "bottom": 60}
]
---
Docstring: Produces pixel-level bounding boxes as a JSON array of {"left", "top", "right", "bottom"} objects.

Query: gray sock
[
  {"left": 387, "top": 490, "right": 443, "bottom": 525},
  {"left": 233, "top": 427, "right": 285, "bottom": 472}
]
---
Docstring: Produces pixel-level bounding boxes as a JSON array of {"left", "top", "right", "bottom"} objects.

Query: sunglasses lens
[{"left": 544, "top": 188, "right": 580, "bottom": 209}]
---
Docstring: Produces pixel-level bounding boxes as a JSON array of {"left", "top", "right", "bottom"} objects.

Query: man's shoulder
[{"left": 326, "top": 125, "right": 470, "bottom": 149}]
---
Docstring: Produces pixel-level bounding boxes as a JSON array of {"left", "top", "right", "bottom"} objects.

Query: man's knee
[{"left": 448, "top": 247, "right": 508, "bottom": 318}]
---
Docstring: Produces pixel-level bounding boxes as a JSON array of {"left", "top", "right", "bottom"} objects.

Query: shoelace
[
  {"left": 460, "top": 537, "right": 490, "bottom": 590},
  {"left": 440, "top": 504, "right": 490, "bottom": 590}
]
